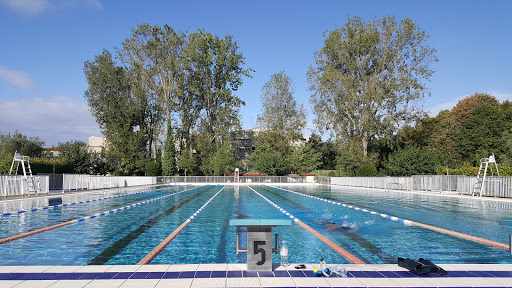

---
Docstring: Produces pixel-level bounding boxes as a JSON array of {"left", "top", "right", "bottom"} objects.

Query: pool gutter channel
[
  {"left": 247, "top": 186, "right": 365, "bottom": 264},
  {"left": 0, "top": 186, "right": 207, "bottom": 245},
  {"left": 268, "top": 185, "right": 511, "bottom": 251}
]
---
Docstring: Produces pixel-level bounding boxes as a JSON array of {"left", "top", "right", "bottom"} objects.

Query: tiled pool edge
[{"left": 1, "top": 264, "right": 512, "bottom": 287}]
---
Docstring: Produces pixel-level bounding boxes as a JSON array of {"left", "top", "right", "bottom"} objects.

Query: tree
[
  {"left": 451, "top": 93, "right": 499, "bottom": 124},
  {"left": 309, "top": 133, "right": 337, "bottom": 170},
  {"left": 250, "top": 144, "right": 288, "bottom": 176},
  {"left": 84, "top": 50, "right": 149, "bottom": 175},
  {"left": 356, "top": 162, "right": 378, "bottom": 176},
  {"left": 58, "top": 141, "right": 91, "bottom": 174},
  {"left": 178, "top": 148, "right": 196, "bottom": 176},
  {"left": 117, "top": 24, "right": 186, "bottom": 160},
  {"left": 308, "top": 16, "right": 438, "bottom": 158},
  {"left": 162, "top": 122, "right": 177, "bottom": 176},
  {"left": 257, "top": 72, "right": 306, "bottom": 155},
  {"left": 289, "top": 143, "right": 322, "bottom": 175},
  {"left": 0, "top": 131, "right": 44, "bottom": 160},
  {"left": 455, "top": 101, "right": 511, "bottom": 164},
  {"left": 213, "top": 143, "right": 240, "bottom": 176},
  {"left": 382, "top": 145, "right": 439, "bottom": 176},
  {"left": 183, "top": 30, "right": 252, "bottom": 175}
]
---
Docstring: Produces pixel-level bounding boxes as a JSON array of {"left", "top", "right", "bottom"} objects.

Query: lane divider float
[
  {"left": 268, "top": 185, "right": 510, "bottom": 251},
  {"left": 138, "top": 186, "right": 226, "bottom": 265},
  {"left": 0, "top": 186, "right": 205, "bottom": 245},
  {"left": 248, "top": 186, "right": 365, "bottom": 264},
  {"left": 1, "top": 187, "right": 177, "bottom": 217}
]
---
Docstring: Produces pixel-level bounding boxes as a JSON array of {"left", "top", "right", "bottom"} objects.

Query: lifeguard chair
[
  {"left": 472, "top": 154, "right": 500, "bottom": 196},
  {"left": 9, "top": 151, "right": 40, "bottom": 194}
]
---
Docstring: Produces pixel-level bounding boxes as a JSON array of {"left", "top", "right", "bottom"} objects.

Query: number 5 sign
[{"left": 230, "top": 219, "right": 292, "bottom": 271}]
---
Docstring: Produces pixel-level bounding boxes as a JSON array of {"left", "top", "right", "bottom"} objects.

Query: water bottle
[{"left": 280, "top": 240, "right": 289, "bottom": 267}]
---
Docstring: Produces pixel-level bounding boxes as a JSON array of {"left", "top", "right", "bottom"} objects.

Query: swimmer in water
[{"left": 321, "top": 220, "right": 357, "bottom": 231}]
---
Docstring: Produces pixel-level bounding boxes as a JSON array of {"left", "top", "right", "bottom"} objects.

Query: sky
[{"left": 0, "top": 0, "right": 511, "bottom": 147}]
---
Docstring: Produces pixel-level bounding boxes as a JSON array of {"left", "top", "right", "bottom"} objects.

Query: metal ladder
[{"left": 473, "top": 154, "right": 500, "bottom": 196}]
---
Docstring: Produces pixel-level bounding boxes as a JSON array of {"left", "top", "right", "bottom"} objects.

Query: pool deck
[{"left": 1, "top": 263, "right": 512, "bottom": 288}]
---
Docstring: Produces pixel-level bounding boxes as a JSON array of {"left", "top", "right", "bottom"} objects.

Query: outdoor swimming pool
[{"left": 0, "top": 184, "right": 511, "bottom": 265}]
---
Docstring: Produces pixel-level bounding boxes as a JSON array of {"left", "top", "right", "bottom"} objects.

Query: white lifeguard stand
[
  {"left": 473, "top": 154, "right": 500, "bottom": 196},
  {"left": 9, "top": 151, "right": 39, "bottom": 194}
]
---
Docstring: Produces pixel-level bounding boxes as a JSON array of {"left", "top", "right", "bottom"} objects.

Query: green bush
[
  {"left": 435, "top": 163, "right": 511, "bottom": 176},
  {"left": 382, "top": 145, "right": 439, "bottom": 176},
  {"left": 145, "top": 161, "right": 161, "bottom": 176},
  {"left": 356, "top": 162, "right": 378, "bottom": 176}
]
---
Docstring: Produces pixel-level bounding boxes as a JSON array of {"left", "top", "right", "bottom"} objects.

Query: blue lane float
[
  {"left": 267, "top": 185, "right": 413, "bottom": 226},
  {"left": 1, "top": 186, "right": 177, "bottom": 217}
]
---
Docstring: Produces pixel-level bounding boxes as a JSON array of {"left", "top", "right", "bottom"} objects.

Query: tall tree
[
  {"left": 212, "top": 143, "right": 240, "bottom": 176},
  {"left": 117, "top": 24, "right": 186, "bottom": 160},
  {"left": 84, "top": 50, "right": 148, "bottom": 175},
  {"left": 183, "top": 30, "right": 252, "bottom": 175},
  {"left": 250, "top": 144, "right": 288, "bottom": 176},
  {"left": 289, "top": 143, "right": 322, "bottom": 175},
  {"left": 162, "top": 122, "right": 177, "bottom": 176},
  {"left": 308, "top": 16, "right": 438, "bottom": 158},
  {"left": 256, "top": 71, "right": 306, "bottom": 156},
  {"left": 0, "top": 131, "right": 44, "bottom": 160}
]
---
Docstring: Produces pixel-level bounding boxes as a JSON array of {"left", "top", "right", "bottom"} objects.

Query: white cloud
[
  {"left": 0, "top": 66, "right": 39, "bottom": 93},
  {"left": 0, "top": 0, "right": 102, "bottom": 15},
  {"left": 0, "top": 0, "right": 50, "bottom": 15},
  {"left": 0, "top": 96, "right": 102, "bottom": 147}
]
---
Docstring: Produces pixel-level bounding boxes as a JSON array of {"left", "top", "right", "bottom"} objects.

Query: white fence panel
[
  {"left": 332, "top": 176, "right": 512, "bottom": 198},
  {"left": 1, "top": 175, "right": 50, "bottom": 197}
]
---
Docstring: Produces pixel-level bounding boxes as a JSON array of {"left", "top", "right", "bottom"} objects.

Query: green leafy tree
[
  {"left": 335, "top": 148, "right": 361, "bottom": 176},
  {"left": 356, "top": 162, "right": 378, "bottom": 176},
  {"left": 58, "top": 141, "right": 91, "bottom": 174},
  {"left": 178, "top": 148, "right": 196, "bottom": 176},
  {"left": 309, "top": 133, "right": 337, "bottom": 170},
  {"left": 117, "top": 24, "right": 186, "bottom": 159},
  {"left": 213, "top": 143, "right": 240, "bottom": 176},
  {"left": 250, "top": 144, "right": 288, "bottom": 176},
  {"left": 256, "top": 71, "right": 306, "bottom": 156},
  {"left": 183, "top": 30, "right": 252, "bottom": 175},
  {"left": 145, "top": 161, "right": 162, "bottom": 176},
  {"left": 382, "top": 145, "right": 439, "bottom": 176},
  {"left": 0, "top": 131, "right": 44, "bottom": 160},
  {"left": 308, "top": 15, "right": 438, "bottom": 158},
  {"left": 162, "top": 122, "right": 177, "bottom": 176},
  {"left": 289, "top": 144, "right": 322, "bottom": 175},
  {"left": 455, "top": 101, "right": 512, "bottom": 164},
  {"left": 84, "top": 50, "right": 149, "bottom": 175}
]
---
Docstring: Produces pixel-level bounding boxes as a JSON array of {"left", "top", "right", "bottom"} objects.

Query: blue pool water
[{"left": 0, "top": 184, "right": 511, "bottom": 265}]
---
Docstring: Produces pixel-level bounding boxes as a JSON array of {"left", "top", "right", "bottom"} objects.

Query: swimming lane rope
[
  {"left": 138, "top": 186, "right": 226, "bottom": 265},
  {"left": 248, "top": 186, "right": 365, "bottom": 264},
  {"left": 0, "top": 186, "right": 205, "bottom": 245},
  {"left": 1, "top": 187, "right": 176, "bottom": 217},
  {"left": 268, "top": 185, "right": 510, "bottom": 251}
]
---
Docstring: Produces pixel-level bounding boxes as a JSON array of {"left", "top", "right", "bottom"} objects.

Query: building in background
[{"left": 88, "top": 136, "right": 106, "bottom": 153}]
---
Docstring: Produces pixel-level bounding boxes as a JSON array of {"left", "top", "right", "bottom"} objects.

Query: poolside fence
[
  {"left": 2, "top": 174, "right": 510, "bottom": 198},
  {"left": 0, "top": 175, "right": 50, "bottom": 197},
  {"left": 331, "top": 175, "right": 512, "bottom": 198}
]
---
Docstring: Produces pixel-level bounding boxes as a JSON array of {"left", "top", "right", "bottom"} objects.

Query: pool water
[{"left": 0, "top": 184, "right": 511, "bottom": 265}]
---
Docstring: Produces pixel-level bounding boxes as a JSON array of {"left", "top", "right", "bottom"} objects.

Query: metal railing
[
  {"left": 156, "top": 176, "right": 321, "bottom": 184},
  {"left": 331, "top": 175, "right": 512, "bottom": 198}
]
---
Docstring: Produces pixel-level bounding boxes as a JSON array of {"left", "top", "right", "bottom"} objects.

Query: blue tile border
[{"left": 0, "top": 270, "right": 511, "bottom": 281}]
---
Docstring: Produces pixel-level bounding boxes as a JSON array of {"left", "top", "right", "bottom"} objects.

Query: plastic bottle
[{"left": 280, "top": 240, "right": 289, "bottom": 267}]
